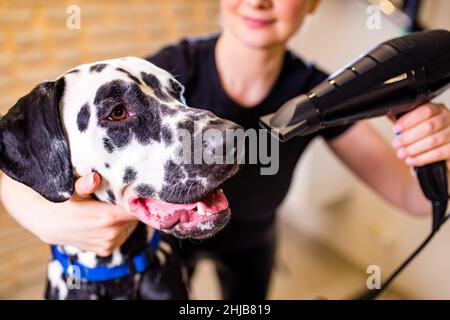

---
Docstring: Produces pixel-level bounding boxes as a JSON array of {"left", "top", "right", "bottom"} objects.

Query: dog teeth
[
  {"left": 197, "top": 203, "right": 212, "bottom": 217},
  {"left": 197, "top": 203, "right": 212, "bottom": 216},
  {"left": 197, "top": 203, "right": 206, "bottom": 216}
]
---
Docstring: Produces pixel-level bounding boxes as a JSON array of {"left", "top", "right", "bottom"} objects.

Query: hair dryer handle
[{"left": 414, "top": 161, "right": 448, "bottom": 231}]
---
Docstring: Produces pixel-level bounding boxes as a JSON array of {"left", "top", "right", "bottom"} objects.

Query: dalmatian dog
[{"left": 0, "top": 57, "right": 240, "bottom": 299}]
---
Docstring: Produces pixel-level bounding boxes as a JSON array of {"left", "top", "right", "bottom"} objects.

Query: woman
[{"left": 2, "top": 0, "right": 450, "bottom": 299}]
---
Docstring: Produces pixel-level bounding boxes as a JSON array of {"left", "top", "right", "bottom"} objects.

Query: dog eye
[{"left": 108, "top": 105, "right": 128, "bottom": 121}]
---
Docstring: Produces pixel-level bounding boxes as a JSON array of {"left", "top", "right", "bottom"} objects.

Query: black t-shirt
[{"left": 146, "top": 34, "right": 353, "bottom": 228}]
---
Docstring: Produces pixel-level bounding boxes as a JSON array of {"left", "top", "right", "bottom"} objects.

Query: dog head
[{"left": 0, "top": 57, "right": 241, "bottom": 239}]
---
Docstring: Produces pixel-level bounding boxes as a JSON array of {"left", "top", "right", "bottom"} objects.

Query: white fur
[
  {"left": 54, "top": 57, "right": 199, "bottom": 265},
  {"left": 47, "top": 259, "right": 68, "bottom": 300}
]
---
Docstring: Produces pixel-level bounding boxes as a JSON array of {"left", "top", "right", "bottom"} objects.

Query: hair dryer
[{"left": 260, "top": 29, "right": 450, "bottom": 298}]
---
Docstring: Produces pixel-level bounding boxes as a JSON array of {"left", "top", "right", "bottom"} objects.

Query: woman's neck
[{"left": 215, "top": 31, "right": 286, "bottom": 108}]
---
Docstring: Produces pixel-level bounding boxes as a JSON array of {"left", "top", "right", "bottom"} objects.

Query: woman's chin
[{"left": 231, "top": 28, "right": 287, "bottom": 50}]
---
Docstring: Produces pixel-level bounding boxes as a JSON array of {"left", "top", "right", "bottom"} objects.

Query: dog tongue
[
  {"left": 127, "top": 188, "right": 229, "bottom": 230},
  {"left": 144, "top": 189, "right": 228, "bottom": 217}
]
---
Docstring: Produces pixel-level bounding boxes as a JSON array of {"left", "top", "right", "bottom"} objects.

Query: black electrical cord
[{"left": 359, "top": 201, "right": 450, "bottom": 300}]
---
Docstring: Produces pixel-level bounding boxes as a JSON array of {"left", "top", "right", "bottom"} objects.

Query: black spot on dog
[
  {"left": 159, "top": 162, "right": 204, "bottom": 203},
  {"left": 116, "top": 67, "right": 143, "bottom": 85},
  {"left": 208, "top": 119, "right": 227, "bottom": 126},
  {"left": 136, "top": 184, "right": 155, "bottom": 198},
  {"left": 161, "top": 126, "right": 173, "bottom": 145},
  {"left": 176, "top": 119, "right": 195, "bottom": 144},
  {"left": 96, "top": 255, "right": 113, "bottom": 266},
  {"left": 90, "top": 63, "right": 107, "bottom": 73},
  {"left": 163, "top": 160, "right": 186, "bottom": 184},
  {"left": 177, "top": 120, "right": 195, "bottom": 135},
  {"left": 159, "top": 104, "right": 178, "bottom": 117},
  {"left": 103, "top": 137, "right": 115, "bottom": 153},
  {"left": 105, "top": 126, "right": 132, "bottom": 149},
  {"left": 167, "top": 79, "right": 183, "bottom": 101},
  {"left": 131, "top": 95, "right": 163, "bottom": 145},
  {"left": 184, "top": 108, "right": 210, "bottom": 121},
  {"left": 106, "top": 189, "right": 116, "bottom": 204},
  {"left": 46, "top": 277, "right": 62, "bottom": 299},
  {"left": 94, "top": 80, "right": 127, "bottom": 106},
  {"left": 188, "top": 114, "right": 206, "bottom": 121},
  {"left": 77, "top": 103, "right": 91, "bottom": 133},
  {"left": 141, "top": 72, "right": 170, "bottom": 101},
  {"left": 135, "top": 107, "right": 162, "bottom": 145},
  {"left": 66, "top": 69, "right": 79, "bottom": 74},
  {"left": 159, "top": 155, "right": 233, "bottom": 203},
  {"left": 186, "top": 109, "right": 209, "bottom": 116},
  {"left": 119, "top": 223, "right": 148, "bottom": 259},
  {"left": 95, "top": 80, "right": 162, "bottom": 147},
  {"left": 123, "top": 167, "right": 137, "bottom": 184},
  {"left": 105, "top": 162, "right": 110, "bottom": 169}
]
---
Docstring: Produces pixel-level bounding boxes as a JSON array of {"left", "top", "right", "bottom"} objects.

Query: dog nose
[{"left": 203, "top": 121, "right": 242, "bottom": 164}]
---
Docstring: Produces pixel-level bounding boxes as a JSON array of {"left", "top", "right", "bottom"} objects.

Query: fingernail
[
  {"left": 397, "top": 149, "right": 407, "bottom": 159},
  {"left": 406, "top": 157, "right": 415, "bottom": 165},
  {"left": 392, "top": 139, "right": 402, "bottom": 148},
  {"left": 393, "top": 124, "right": 403, "bottom": 133},
  {"left": 89, "top": 173, "right": 96, "bottom": 186}
]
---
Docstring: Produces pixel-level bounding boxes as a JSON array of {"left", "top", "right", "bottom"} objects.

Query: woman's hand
[
  {"left": 0, "top": 172, "right": 138, "bottom": 257},
  {"left": 391, "top": 103, "right": 450, "bottom": 169},
  {"left": 65, "top": 172, "right": 139, "bottom": 256}
]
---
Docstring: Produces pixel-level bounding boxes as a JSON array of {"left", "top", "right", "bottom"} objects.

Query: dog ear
[{"left": 0, "top": 77, "right": 74, "bottom": 202}]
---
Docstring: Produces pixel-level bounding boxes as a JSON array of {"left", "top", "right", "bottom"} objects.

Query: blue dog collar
[{"left": 51, "top": 230, "right": 161, "bottom": 282}]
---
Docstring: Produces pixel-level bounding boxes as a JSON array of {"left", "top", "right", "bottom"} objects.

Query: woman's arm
[
  {"left": 328, "top": 103, "right": 450, "bottom": 217},
  {"left": 0, "top": 172, "right": 138, "bottom": 256},
  {"left": 327, "top": 120, "right": 430, "bottom": 217}
]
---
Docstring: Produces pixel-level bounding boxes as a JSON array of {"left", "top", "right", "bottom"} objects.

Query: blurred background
[{"left": 0, "top": 0, "right": 450, "bottom": 299}]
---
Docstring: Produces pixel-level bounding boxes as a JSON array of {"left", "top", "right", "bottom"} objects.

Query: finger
[
  {"left": 392, "top": 114, "right": 450, "bottom": 148},
  {"left": 92, "top": 220, "right": 137, "bottom": 244},
  {"left": 393, "top": 103, "right": 443, "bottom": 132},
  {"left": 124, "top": 220, "right": 139, "bottom": 234},
  {"left": 74, "top": 172, "right": 101, "bottom": 198},
  {"left": 115, "top": 221, "right": 139, "bottom": 247},
  {"left": 114, "top": 232, "right": 129, "bottom": 249},
  {"left": 386, "top": 111, "right": 397, "bottom": 123},
  {"left": 404, "top": 143, "right": 450, "bottom": 167},
  {"left": 109, "top": 207, "right": 139, "bottom": 225},
  {"left": 395, "top": 127, "right": 450, "bottom": 159},
  {"left": 98, "top": 222, "right": 137, "bottom": 255},
  {"left": 72, "top": 202, "right": 137, "bottom": 232},
  {"left": 66, "top": 200, "right": 124, "bottom": 231},
  {"left": 96, "top": 248, "right": 114, "bottom": 257}
]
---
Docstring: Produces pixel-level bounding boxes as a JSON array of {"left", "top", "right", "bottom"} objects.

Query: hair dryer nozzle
[
  {"left": 259, "top": 94, "right": 320, "bottom": 141},
  {"left": 260, "top": 30, "right": 450, "bottom": 143}
]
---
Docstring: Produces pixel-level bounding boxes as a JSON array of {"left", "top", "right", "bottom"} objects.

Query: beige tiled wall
[
  {"left": 0, "top": 0, "right": 220, "bottom": 112},
  {"left": 0, "top": 0, "right": 220, "bottom": 299}
]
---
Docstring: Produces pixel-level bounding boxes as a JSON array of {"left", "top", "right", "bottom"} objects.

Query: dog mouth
[{"left": 126, "top": 188, "right": 230, "bottom": 239}]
